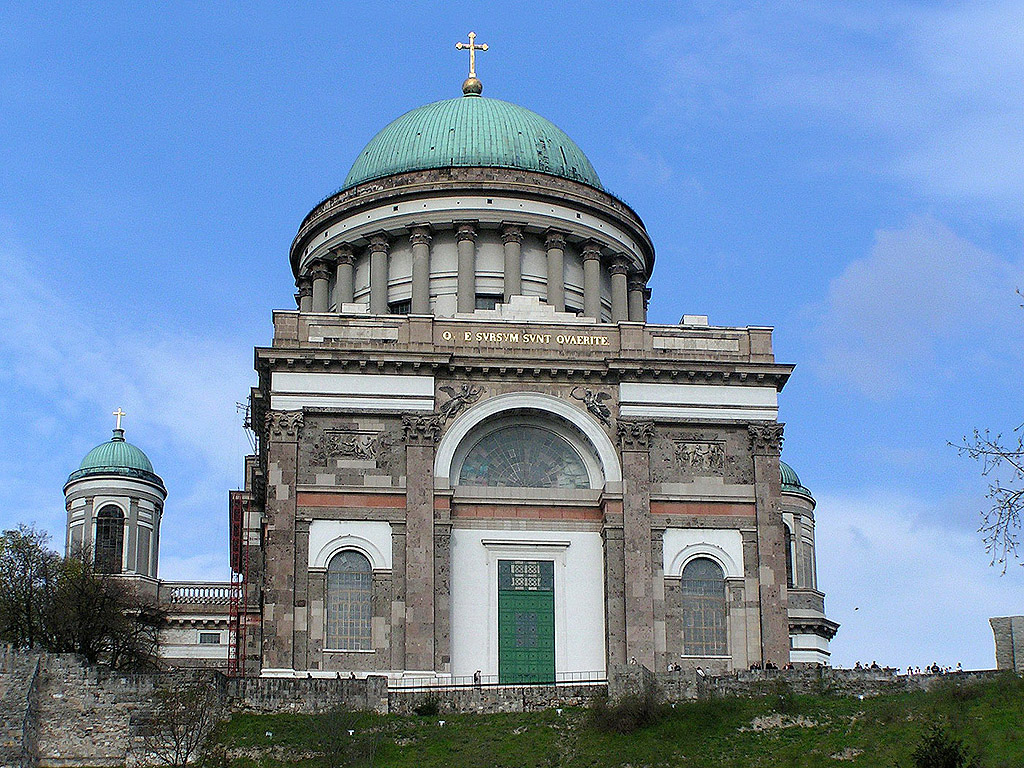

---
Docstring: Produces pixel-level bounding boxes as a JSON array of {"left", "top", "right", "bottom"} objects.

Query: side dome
[
  {"left": 66, "top": 429, "right": 165, "bottom": 490},
  {"left": 343, "top": 96, "right": 603, "bottom": 191},
  {"left": 780, "top": 460, "right": 814, "bottom": 501}
]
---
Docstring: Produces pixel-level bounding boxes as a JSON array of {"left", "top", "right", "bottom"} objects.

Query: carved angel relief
[
  {"left": 570, "top": 386, "right": 613, "bottom": 427},
  {"left": 437, "top": 384, "right": 482, "bottom": 422}
]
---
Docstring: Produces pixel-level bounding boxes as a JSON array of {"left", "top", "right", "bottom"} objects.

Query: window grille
[
  {"left": 326, "top": 550, "right": 373, "bottom": 651},
  {"left": 199, "top": 632, "right": 221, "bottom": 645},
  {"left": 681, "top": 557, "right": 727, "bottom": 656},
  {"left": 95, "top": 506, "right": 124, "bottom": 574}
]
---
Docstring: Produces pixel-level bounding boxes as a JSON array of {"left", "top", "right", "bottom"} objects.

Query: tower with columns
[{"left": 233, "top": 50, "right": 837, "bottom": 680}]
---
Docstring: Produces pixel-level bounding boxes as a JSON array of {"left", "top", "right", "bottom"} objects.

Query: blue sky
[{"left": 1, "top": 2, "right": 1022, "bottom": 670}]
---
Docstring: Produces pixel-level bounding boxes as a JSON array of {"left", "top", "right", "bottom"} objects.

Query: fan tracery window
[{"left": 458, "top": 424, "right": 591, "bottom": 488}]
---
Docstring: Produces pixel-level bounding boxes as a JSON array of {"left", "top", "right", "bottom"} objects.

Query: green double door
[{"left": 498, "top": 560, "right": 555, "bottom": 684}]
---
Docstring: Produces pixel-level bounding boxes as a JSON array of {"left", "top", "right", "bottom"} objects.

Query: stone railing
[{"left": 162, "top": 582, "right": 233, "bottom": 605}]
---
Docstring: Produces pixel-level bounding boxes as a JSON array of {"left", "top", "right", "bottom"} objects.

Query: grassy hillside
[{"left": 212, "top": 674, "right": 1024, "bottom": 768}]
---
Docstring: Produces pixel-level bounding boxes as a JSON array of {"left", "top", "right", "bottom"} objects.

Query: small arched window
[
  {"left": 681, "top": 557, "right": 727, "bottom": 656},
  {"left": 94, "top": 505, "right": 124, "bottom": 574},
  {"left": 326, "top": 550, "right": 372, "bottom": 651},
  {"left": 458, "top": 424, "right": 590, "bottom": 488}
]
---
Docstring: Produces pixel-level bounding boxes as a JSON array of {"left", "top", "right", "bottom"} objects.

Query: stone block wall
[{"left": 991, "top": 616, "right": 1024, "bottom": 672}]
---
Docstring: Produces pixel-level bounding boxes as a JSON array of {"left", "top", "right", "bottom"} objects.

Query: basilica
[{"left": 64, "top": 44, "right": 837, "bottom": 681}]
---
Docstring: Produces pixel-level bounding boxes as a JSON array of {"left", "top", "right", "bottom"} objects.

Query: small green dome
[
  {"left": 343, "top": 95, "right": 603, "bottom": 191},
  {"left": 780, "top": 460, "right": 813, "bottom": 501},
  {"left": 66, "top": 429, "right": 165, "bottom": 491}
]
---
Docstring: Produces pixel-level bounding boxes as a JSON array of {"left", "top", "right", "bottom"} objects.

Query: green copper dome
[
  {"left": 780, "top": 461, "right": 813, "bottom": 501},
  {"left": 66, "top": 429, "right": 165, "bottom": 491},
  {"left": 343, "top": 95, "right": 603, "bottom": 191}
]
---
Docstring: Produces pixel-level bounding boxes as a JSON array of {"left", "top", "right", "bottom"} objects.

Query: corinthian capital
[
  {"left": 544, "top": 229, "right": 567, "bottom": 251},
  {"left": 500, "top": 223, "right": 524, "bottom": 245},
  {"left": 609, "top": 255, "right": 630, "bottom": 276},
  {"left": 617, "top": 420, "right": 654, "bottom": 451},
  {"left": 455, "top": 222, "right": 477, "bottom": 243},
  {"left": 265, "top": 410, "right": 304, "bottom": 440},
  {"left": 368, "top": 233, "right": 390, "bottom": 254},
  {"left": 409, "top": 226, "right": 432, "bottom": 247},
  {"left": 581, "top": 240, "right": 603, "bottom": 262},
  {"left": 332, "top": 243, "right": 355, "bottom": 266},
  {"left": 748, "top": 422, "right": 785, "bottom": 456},
  {"left": 402, "top": 415, "right": 443, "bottom": 446}
]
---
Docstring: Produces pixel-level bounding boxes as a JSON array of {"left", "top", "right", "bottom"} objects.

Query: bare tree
[
  {"left": 954, "top": 425, "right": 1024, "bottom": 571},
  {"left": 137, "top": 680, "right": 221, "bottom": 767},
  {"left": 953, "top": 289, "right": 1024, "bottom": 571}
]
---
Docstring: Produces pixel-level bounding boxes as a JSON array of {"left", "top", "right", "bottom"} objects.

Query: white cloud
[
  {"left": 648, "top": 2, "right": 1024, "bottom": 210},
  {"left": 816, "top": 489, "right": 1024, "bottom": 670},
  {"left": 811, "top": 217, "right": 1024, "bottom": 398}
]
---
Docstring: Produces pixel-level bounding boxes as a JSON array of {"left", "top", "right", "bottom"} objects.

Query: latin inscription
[{"left": 440, "top": 330, "right": 611, "bottom": 347}]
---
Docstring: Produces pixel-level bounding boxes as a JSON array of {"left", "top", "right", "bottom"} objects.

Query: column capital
[
  {"left": 544, "top": 229, "right": 568, "bottom": 250},
  {"left": 617, "top": 420, "right": 655, "bottom": 451},
  {"left": 409, "top": 225, "right": 433, "bottom": 246},
  {"left": 403, "top": 415, "right": 443, "bottom": 446},
  {"left": 609, "top": 255, "right": 630, "bottom": 276},
  {"left": 627, "top": 272, "right": 646, "bottom": 291},
  {"left": 748, "top": 422, "right": 785, "bottom": 456},
  {"left": 500, "top": 223, "right": 524, "bottom": 245},
  {"left": 455, "top": 222, "right": 478, "bottom": 242},
  {"left": 368, "top": 232, "right": 391, "bottom": 254},
  {"left": 309, "top": 259, "right": 331, "bottom": 281},
  {"left": 264, "top": 410, "right": 304, "bottom": 441},
  {"left": 295, "top": 275, "right": 312, "bottom": 296},
  {"left": 581, "top": 240, "right": 603, "bottom": 261},
  {"left": 331, "top": 243, "right": 355, "bottom": 265}
]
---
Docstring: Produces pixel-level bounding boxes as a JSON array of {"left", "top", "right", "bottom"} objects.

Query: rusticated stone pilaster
[
  {"left": 748, "top": 422, "right": 789, "bottom": 667},
  {"left": 618, "top": 420, "right": 655, "bottom": 668},
  {"left": 261, "top": 410, "right": 303, "bottom": 671},
  {"left": 403, "top": 415, "right": 440, "bottom": 670}
]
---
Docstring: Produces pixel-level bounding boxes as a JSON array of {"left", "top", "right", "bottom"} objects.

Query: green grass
[{"left": 211, "top": 674, "right": 1024, "bottom": 768}]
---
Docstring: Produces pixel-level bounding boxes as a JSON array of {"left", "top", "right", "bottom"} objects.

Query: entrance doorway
[{"left": 498, "top": 560, "right": 555, "bottom": 683}]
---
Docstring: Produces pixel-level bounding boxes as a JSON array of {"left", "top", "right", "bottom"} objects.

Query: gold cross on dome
[
  {"left": 455, "top": 31, "right": 488, "bottom": 78},
  {"left": 112, "top": 408, "right": 126, "bottom": 430}
]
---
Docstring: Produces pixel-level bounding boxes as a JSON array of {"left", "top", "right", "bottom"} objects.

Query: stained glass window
[
  {"left": 326, "top": 550, "right": 372, "bottom": 651},
  {"left": 681, "top": 557, "right": 727, "bottom": 656},
  {"left": 95, "top": 505, "right": 124, "bottom": 574},
  {"left": 458, "top": 425, "right": 590, "bottom": 488}
]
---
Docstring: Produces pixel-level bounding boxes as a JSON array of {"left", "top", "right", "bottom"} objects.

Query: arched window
[
  {"left": 326, "top": 550, "right": 372, "bottom": 651},
  {"left": 94, "top": 506, "right": 124, "bottom": 574},
  {"left": 681, "top": 557, "right": 727, "bottom": 656},
  {"left": 458, "top": 424, "right": 591, "bottom": 488}
]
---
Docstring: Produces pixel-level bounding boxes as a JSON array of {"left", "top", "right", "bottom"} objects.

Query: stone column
[
  {"left": 332, "top": 244, "right": 355, "bottom": 308},
  {"left": 456, "top": 223, "right": 477, "bottom": 314},
  {"left": 748, "top": 423, "right": 791, "bottom": 668},
  {"left": 627, "top": 273, "right": 646, "bottom": 322},
  {"left": 296, "top": 276, "right": 312, "bottom": 313},
  {"left": 610, "top": 256, "right": 629, "bottom": 322},
  {"left": 403, "top": 415, "right": 442, "bottom": 671},
  {"left": 261, "top": 410, "right": 304, "bottom": 671},
  {"left": 582, "top": 240, "right": 603, "bottom": 320},
  {"left": 409, "top": 226, "right": 432, "bottom": 315},
  {"left": 310, "top": 260, "right": 331, "bottom": 312},
  {"left": 544, "top": 229, "right": 567, "bottom": 312},
  {"left": 618, "top": 420, "right": 656, "bottom": 669},
  {"left": 368, "top": 233, "right": 390, "bottom": 315},
  {"left": 501, "top": 223, "right": 523, "bottom": 301}
]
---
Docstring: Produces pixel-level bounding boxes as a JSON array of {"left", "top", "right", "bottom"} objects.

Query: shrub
[
  {"left": 413, "top": 695, "right": 440, "bottom": 716},
  {"left": 588, "top": 691, "right": 662, "bottom": 734},
  {"left": 909, "top": 725, "right": 979, "bottom": 768}
]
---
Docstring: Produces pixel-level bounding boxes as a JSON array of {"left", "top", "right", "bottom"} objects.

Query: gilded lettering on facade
[{"left": 439, "top": 329, "right": 611, "bottom": 347}]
